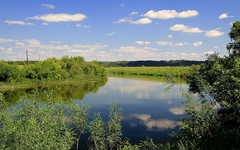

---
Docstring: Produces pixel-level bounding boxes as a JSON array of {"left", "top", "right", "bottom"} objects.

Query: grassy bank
[{"left": 106, "top": 66, "right": 191, "bottom": 77}]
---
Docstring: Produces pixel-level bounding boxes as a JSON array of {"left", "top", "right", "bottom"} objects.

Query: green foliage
[
  {"left": 89, "top": 113, "right": 107, "bottom": 150},
  {"left": 0, "top": 91, "right": 86, "bottom": 149},
  {"left": 178, "top": 20, "right": 240, "bottom": 149},
  {"left": 106, "top": 66, "right": 190, "bottom": 78},
  {"left": 107, "top": 103, "right": 122, "bottom": 149},
  {"left": 227, "top": 21, "right": 240, "bottom": 55},
  {"left": 0, "top": 56, "right": 106, "bottom": 83}
]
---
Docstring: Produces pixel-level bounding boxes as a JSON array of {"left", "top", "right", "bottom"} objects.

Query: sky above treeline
[{"left": 0, "top": 0, "right": 239, "bottom": 61}]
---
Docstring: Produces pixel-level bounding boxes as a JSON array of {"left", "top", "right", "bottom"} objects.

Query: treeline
[
  {"left": 0, "top": 56, "right": 106, "bottom": 83},
  {"left": 99, "top": 60, "right": 204, "bottom": 67}
]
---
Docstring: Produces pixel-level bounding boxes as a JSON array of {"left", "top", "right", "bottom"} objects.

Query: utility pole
[{"left": 26, "top": 50, "right": 29, "bottom": 64}]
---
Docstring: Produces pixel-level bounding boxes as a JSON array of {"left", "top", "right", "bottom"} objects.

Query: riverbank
[
  {"left": 106, "top": 66, "right": 191, "bottom": 78},
  {"left": 0, "top": 76, "right": 107, "bottom": 89}
]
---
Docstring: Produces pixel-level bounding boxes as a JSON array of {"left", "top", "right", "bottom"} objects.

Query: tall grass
[{"left": 106, "top": 66, "right": 190, "bottom": 77}]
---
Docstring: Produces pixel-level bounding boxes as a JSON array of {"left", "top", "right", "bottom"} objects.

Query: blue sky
[{"left": 0, "top": 0, "right": 239, "bottom": 61}]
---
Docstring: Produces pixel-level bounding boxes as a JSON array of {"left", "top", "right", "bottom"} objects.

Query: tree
[
  {"left": 227, "top": 21, "right": 240, "bottom": 56},
  {"left": 179, "top": 21, "right": 240, "bottom": 149}
]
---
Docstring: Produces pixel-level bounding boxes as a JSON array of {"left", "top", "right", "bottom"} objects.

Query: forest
[
  {"left": 0, "top": 56, "right": 106, "bottom": 83},
  {"left": 99, "top": 60, "right": 204, "bottom": 67}
]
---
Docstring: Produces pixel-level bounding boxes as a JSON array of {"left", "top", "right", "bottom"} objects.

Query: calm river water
[{"left": 3, "top": 76, "right": 187, "bottom": 143}]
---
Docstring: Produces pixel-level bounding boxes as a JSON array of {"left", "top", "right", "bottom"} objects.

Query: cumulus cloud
[
  {"left": 113, "top": 17, "right": 132, "bottom": 24},
  {"left": 50, "top": 41, "right": 61, "bottom": 44},
  {"left": 144, "top": 10, "right": 199, "bottom": 19},
  {"left": 130, "top": 11, "right": 138, "bottom": 15},
  {"left": 205, "top": 30, "right": 224, "bottom": 37},
  {"left": 42, "top": 23, "right": 49, "bottom": 25},
  {"left": 204, "top": 51, "right": 215, "bottom": 55},
  {"left": 72, "top": 43, "right": 108, "bottom": 51},
  {"left": 113, "top": 17, "right": 152, "bottom": 24},
  {"left": 193, "top": 41, "right": 203, "bottom": 47},
  {"left": 156, "top": 41, "right": 188, "bottom": 46},
  {"left": 27, "top": 13, "right": 87, "bottom": 22},
  {"left": 170, "top": 24, "right": 204, "bottom": 33},
  {"left": 218, "top": 13, "right": 234, "bottom": 19},
  {"left": 135, "top": 41, "right": 151, "bottom": 45},
  {"left": 156, "top": 41, "right": 173, "bottom": 46},
  {"left": 168, "top": 35, "right": 173, "bottom": 38},
  {"left": 113, "top": 46, "right": 157, "bottom": 55},
  {"left": 0, "top": 39, "right": 18, "bottom": 43},
  {"left": 130, "top": 18, "right": 152, "bottom": 24},
  {"left": 41, "top": 3, "right": 55, "bottom": 9},
  {"left": 4, "top": 20, "right": 34, "bottom": 25}
]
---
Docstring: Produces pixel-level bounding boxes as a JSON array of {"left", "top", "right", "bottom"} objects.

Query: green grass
[{"left": 106, "top": 66, "right": 191, "bottom": 77}]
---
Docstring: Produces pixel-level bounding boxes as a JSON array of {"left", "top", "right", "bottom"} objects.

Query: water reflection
[
  {"left": 122, "top": 114, "right": 180, "bottom": 131},
  {"left": 2, "top": 79, "right": 108, "bottom": 105},
  {"left": 169, "top": 107, "right": 185, "bottom": 115}
]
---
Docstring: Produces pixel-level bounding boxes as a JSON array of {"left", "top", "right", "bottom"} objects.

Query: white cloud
[
  {"left": 174, "top": 42, "right": 187, "bottom": 46},
  {"left": 168, "top": 35, "right": 173, "bottom": 38},
  {"left": 41, "top": 3, "right": 55, "bottom": 9},
  {"left": 135, "top": 41, "right": 151, "bottom": 45},
  {"left": 4, "top": 20, "right": 34, "bottom": 25},
  {"left": 114, "top": 17, "right": 152, "bottom": 24},
  {"left": 205, "top": 30, "right": 224, "bottom": 37},
  {"left": 156, "top": 41, "right": 188, "bottom": 47},
  {"left": 130, "top": 18, "right": 152, "bottom": 24},
  {"left": 42, "top": 23, "right": 49, "bottom": 25},
  {"left": 144, "top": 10, "right": 198, "bottom": 19},
  {"left": 76, "top": 24, "right": 81, "bottom": 28},
  {"left": 72, "top": 43, "right": 108, "bottom": 51},
  {"left": 193, "top": 41, "right": 202, "bottom": 47},
  {"left": 156, "top": 41, "right": 173, "bottom": 46},
  {"left": 204, "top": 51, "right": 215, "bottom": 55},
  {"left": 27, "top": 13, "right": 87, "bottom": 22},
  {"left": 218, "top": 13, "right": 234, "bottom": 19},
  {"left": 113, "top": 17, "right": 132, "bottom": 24},
  {"left": 0, "top": 47, "right": 5, "bottom": 50},
  {"left": 50, "top": 41, "right": 61, "bottom": 44},
  {"left": 16, "top": 42, "right": 25, "bottom": 46},
  {"left": 113, "top": 46, "right": 157, "bottom": 55},
  {"left": 67, "top": 49, "right": 91, "bottom": 53},
  {"left": 107, "top": 32, "right": 115, "bottom": 36},
  {"left": 214, "top": 46, "right": 218, "bottom": 49},
  {"left": 170, "top": 24, "right": 204, "bottom": 33},
  {"left": 0, "top": 39, "right": 18, "bottom": 43},
  {"left": 130, "top": 11, "right": 138, "bottom": 15}
]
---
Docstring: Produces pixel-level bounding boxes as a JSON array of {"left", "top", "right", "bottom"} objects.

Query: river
[{"left": 3, "top": 76, "right": 187, "bottom": 144}]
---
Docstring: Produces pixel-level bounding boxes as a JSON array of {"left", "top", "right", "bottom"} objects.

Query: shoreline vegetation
[
  {"left": 106, "top": 66, "right": 191, "bottom": 78},
  {"left": 0, "top": 56, "right": 106, "bottom": 86}
]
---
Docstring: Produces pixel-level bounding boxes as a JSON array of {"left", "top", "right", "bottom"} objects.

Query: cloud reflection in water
[{"left": 122, "top": 113, "right": 180, "bottom": 131}]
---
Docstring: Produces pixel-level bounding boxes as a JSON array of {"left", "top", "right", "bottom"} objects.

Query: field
[{"left": 106, "top": 66, "right": 191, "bottom": 77}]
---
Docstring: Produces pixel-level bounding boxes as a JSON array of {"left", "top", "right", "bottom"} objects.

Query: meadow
[{"left": 106, "top": 66, "right": 191, "bottom": 77}]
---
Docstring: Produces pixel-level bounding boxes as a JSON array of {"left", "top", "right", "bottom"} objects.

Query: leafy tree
[{"left": 179, "top": 20, "right": 240, "bottom": 149}]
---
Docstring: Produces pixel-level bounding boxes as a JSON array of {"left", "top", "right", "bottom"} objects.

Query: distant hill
[{"left": 98, "top": 60, "right": 204, "bottom": 67}]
